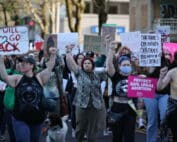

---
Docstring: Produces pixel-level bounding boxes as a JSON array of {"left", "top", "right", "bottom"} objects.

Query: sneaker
[
  {"left": 138, "top": 118, "right": 145, "bottom": 129},
  {"left": 103, "top": 129, "right": 109, "bottom": 136},
  {"left": 84, "top": 134, "right": 87, "bottom": 139}
]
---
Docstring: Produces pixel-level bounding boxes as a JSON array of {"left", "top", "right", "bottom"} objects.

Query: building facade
[{"left": 130, "top": 0, "right": 177, "bottom": 41}]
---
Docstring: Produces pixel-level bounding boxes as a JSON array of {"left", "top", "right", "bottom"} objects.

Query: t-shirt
[{"left": 110, "top": 72, "right": 128, "bottom": 98}]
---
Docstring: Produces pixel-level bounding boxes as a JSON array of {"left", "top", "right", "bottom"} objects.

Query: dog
[{"left": 45, "top": 114, "right": 68, "bottom": 142}]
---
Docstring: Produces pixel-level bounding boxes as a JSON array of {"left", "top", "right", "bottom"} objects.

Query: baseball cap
[
  {"left": 118, "top": 55, "right": 131, "bottom": 64},
  {"left": 86, "top": 51, "right": 94, "bottom": 58},
  {"left": 22, "top": 55, "right": 36, "bottom": 66}
]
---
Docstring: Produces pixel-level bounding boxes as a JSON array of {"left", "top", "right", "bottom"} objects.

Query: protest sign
[
  {"left": 128, "top": 76, "right": 157, "bottom": 98},
  {"left": 120, "top": 31, "right": 141, "bottom": 53},
  {"left": 84, "top": 35, "right": 102, "bottom": 54},
  {"left": 43, "top": 34, "right": 58, "bottom": 55},
  {"left": 156, "top": 25, "right": 170, "bottom": 43},
  {"left": 44, "top": 33, "right": 79, "bottom": 55},
  {"left": 0, "top": 26, "right": 29, "bottom": 55},
  {"left": 58, "top": 33, "right": 79, "bottom": 55},
  {"left": 139, "top": 34, "right": 161, "bottom": 67},
  {"left": 101, "top": 24, "right": 116, "bottom": 52}
]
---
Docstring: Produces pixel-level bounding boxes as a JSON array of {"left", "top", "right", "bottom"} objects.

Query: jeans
[
  {"left": 143, "top": 94, "right": 169, "bottom": 142},
  {"left": 12, "top": 117, "right": 42, "bottom": 142},
  {"left": 5, "top": 110, "right": 16, "bottom": 142}
]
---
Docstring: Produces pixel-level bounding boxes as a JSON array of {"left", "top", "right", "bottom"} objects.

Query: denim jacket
[{"left": 73, "top": 69, "right": 107, "bottom": 110}]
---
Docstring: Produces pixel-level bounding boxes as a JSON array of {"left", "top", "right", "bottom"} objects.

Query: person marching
[{"left": 0, "top": 47, "right": 57, "bottom": 142}]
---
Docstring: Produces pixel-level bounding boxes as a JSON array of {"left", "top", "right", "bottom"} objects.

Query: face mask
[{"left": 119, "top": 66, "right": 132, "bottom": 74}]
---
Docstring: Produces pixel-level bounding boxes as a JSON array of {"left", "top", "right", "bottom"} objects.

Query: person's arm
[
  {"left": 106, "top": 42, "right": 116, "bottom": 77},
  {"left": 65, "top": 45, "right": 79, "bottom": 74},
  {"left": 38, "top": 47, "right": 57, "bottom": 85},
  {"left": 0, "top": 56, "right": 19, "bottom": 88},
  {"left": 157, "top": 67, "right": 172, "bottom": 91}
]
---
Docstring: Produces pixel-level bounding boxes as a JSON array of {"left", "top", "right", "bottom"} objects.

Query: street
[{"left": 40, "top": 120, "right": 149, "bottom": 142}]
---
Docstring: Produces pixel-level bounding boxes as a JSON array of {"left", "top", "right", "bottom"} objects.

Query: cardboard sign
[
  {"left": 139, "top": 34, "right": 161, "bottom": 67},
  {"left": 0, "top": 26, "right": 29, "bottom": 55},
  {"left": 84, "top": 35, "right": 102, "bottom": 54},
  {"left": 43, "top": 34, "right": 58, "bottom": 55},
  {"left": 101, "top": 24, "right": 116, "bottom": 53},
  {"left": 128, "top": 76, "right": 157, "bottom": 98}
]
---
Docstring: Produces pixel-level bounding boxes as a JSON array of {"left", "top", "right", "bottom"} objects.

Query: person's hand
[
  {"left": 65, "top": 44, "right": 74, "bottom": 53},
  {"left": 159, "top": 66, "right": 168, "bottom": 79},
  {"left": 0, "top": 55, "right": 4, "bottom": 63},
  {"left": 48, "top": 47, "right": 57, "bottom": 56}
]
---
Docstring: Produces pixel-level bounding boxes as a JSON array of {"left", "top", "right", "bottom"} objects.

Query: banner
[
  {"left": 84, "top": 35, "right": 102, "bottom": 54},
  {"left": 128, "top": 76, "right": 157, "bottom": 98},
  {"left": 139, "top": 34, "right": 161, "bottom": 67},
  {"left": 0, "top": 26, "right": 29, "bottom": 55}
]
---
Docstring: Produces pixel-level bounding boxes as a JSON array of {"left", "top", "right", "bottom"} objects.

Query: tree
[
  {"left": 65, "top": 0, "right": 85, "bottom": 42},
  {"left": 21, "top": 0, "right": 62, "bottom": 37},
  {"left": 0, "top": 0, "right": 21, "bottom": 26},
  {"left": 92, "top": 0, "right": 108, "bottom": 35}
]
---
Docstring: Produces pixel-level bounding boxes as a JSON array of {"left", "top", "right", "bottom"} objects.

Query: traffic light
[
  {"left": 28, "top": 20, "right": 35, "bottom": 27},
  {"left": 23, "top": 16, "right": 35, "bottom": 41}
]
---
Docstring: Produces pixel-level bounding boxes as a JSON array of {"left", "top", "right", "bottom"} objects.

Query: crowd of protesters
[{"left": 0, "top": 36, "right": 177, "bottom": 142}]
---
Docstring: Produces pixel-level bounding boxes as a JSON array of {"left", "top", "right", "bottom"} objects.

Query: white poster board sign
[
  {"left": 0, "top": 26, "right": 29, "bottom": 55},
  {"left": 139, "top": 34, "right": 161, "bottom": 67},
  {"left": 120, "top": 31, "right": 141, "bottom": 53},
  {"left": 156, "top": 25, "right": 170, "bottom": 43},
  {"left": 58, "top": 33, "right": 79, "bottom": 55}
]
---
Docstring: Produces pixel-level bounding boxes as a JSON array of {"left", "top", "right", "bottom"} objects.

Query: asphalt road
[{"left": 40, "top": 121, "right": 148, "bottom": 142}]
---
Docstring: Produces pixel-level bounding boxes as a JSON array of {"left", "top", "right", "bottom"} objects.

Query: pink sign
[
  {"left": 163, "top": 42, "right": 177, "bottom": 62},
  {"left": 128, "top": 76, "right": 157, "bottom": 98}
]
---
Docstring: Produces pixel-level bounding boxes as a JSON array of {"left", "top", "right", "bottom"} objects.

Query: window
[
  {"left": 84, "top": 1, "right": 129, "bottom": 15},
  {"left": 84, "top": 2, "right": 91, "bottom": 13},
  {"left": 119, "top": 3, "right": 129, "bottom": 14},
  {"left": 108, "top": 5, "right": 118, "bottom": 14},
  {"left": 93, "top": 4, "right": 99, "bottom": 14},
  {"left": 108, "top": 2, "right": 129, "bottom": 15}
]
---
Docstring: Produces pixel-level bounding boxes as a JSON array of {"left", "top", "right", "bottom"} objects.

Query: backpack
[{"left": 13, "top": 75, "right": 46, "bottom": 124}]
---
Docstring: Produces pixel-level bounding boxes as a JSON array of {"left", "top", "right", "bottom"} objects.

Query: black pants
[{"left": 111, "top": 102, "right": 136, "bottom": 142}]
